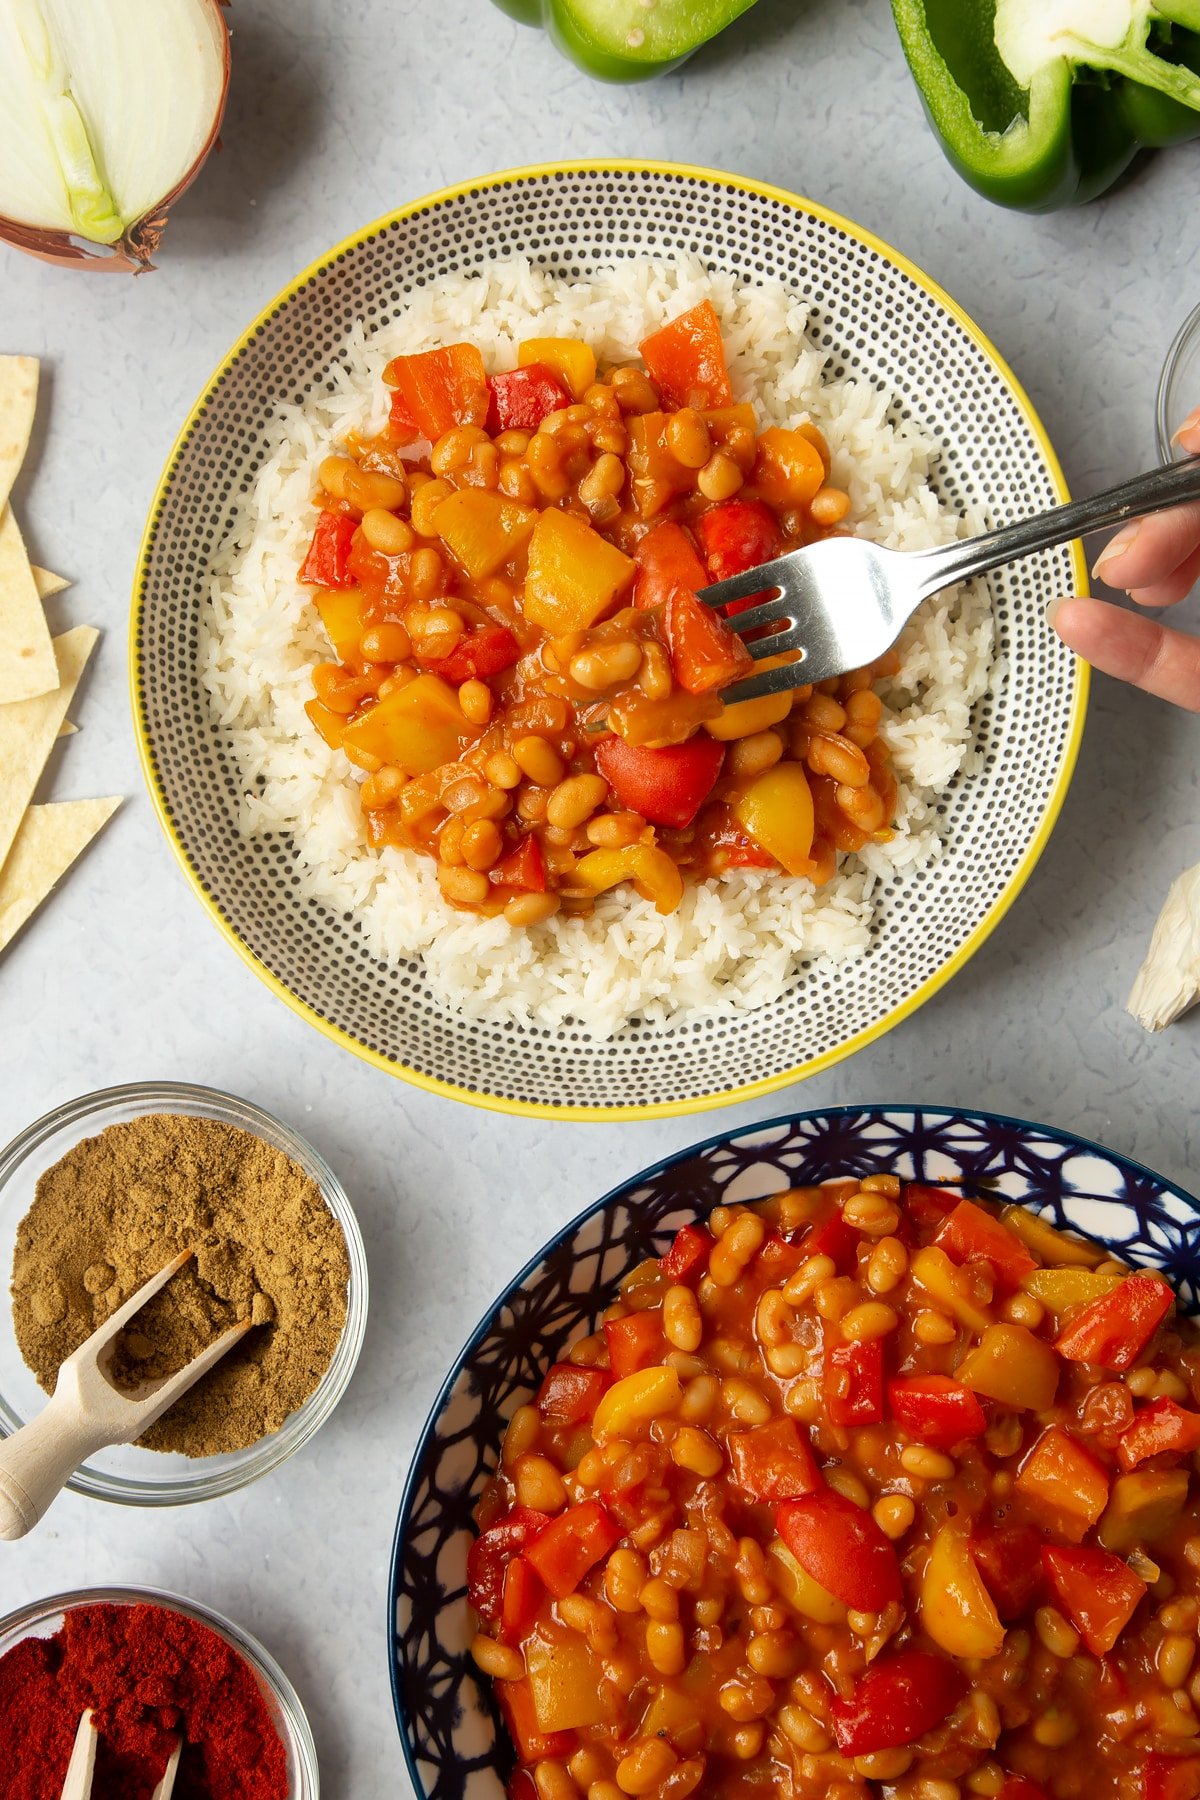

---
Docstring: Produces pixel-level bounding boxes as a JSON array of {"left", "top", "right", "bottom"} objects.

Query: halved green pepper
[
  {"left": 890, "top": 0, "right": 1200, "bottom": 210},
  {"left": 491, "top": 0, "right": 758, "bottom": 81}
]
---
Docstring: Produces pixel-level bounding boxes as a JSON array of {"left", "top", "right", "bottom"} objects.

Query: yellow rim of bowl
[{"left": 130, "top": 157, "right": 1089, "bottom": 1123}]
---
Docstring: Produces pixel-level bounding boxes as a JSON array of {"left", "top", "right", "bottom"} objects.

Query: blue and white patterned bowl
[{"left": 388, "top": 1105, "right": 1200, "bottom": 1800}]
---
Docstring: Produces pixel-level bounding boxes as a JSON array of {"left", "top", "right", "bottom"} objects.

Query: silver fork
[{"left": 699, "top": 455, "right": 1200, "bottom": 704}]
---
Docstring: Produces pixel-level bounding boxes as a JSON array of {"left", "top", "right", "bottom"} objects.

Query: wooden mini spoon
[
  {"left": 0, "top": 1250, "right": 251, "bottom": 1540},
  {"left": 152, "top": 1738, "right": 183, "bottom": 1800},
  {"left": 59, "top": 1712, "right": 97, "bottom": 1800},
  {"left": 59, "top": 1714, "right": 181, "bottom": 1800}
]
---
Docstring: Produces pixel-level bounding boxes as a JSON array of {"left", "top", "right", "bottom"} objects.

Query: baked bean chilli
[
  {"left": 298, "top": 302, "right": 897, "bottom": 926},
  {"left": 468, "top": 1178, "right": 1200, "bottom": 1800}
]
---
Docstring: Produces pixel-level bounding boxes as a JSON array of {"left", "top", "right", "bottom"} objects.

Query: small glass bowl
[
  {"left": 0, "top": 1081, "right": 367, "bottom": 1507},
  {"left": 0, "top": 1585, "right": 319, "bottom": 1795},
  {"left": 1157, "top": 299, "right": 1200, "bottom": 462}
]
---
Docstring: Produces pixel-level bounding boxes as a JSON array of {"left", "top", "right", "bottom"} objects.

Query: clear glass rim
[
  {"left": 0, "top": 1081, "right": 368, "bottom": 1506},
  {"left": 1156, "top": 299, "right": 1200, "bottom": 463},
  {"left": 0, "top": 1583, "right": 319, "bottom": 1796}
]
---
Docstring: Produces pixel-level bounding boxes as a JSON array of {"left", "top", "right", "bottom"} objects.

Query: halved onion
[{"left": 0, "top": 0, "right": 231, "bottom": 272}]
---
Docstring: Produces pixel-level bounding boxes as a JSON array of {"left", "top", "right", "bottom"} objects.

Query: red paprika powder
[{"left": 0, "top": 1601, "right": 290, "bottom": 1800}]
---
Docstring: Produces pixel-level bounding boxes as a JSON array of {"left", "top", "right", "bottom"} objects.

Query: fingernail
[
  {"left": 1172, "top": 404, "right": 1200, "bottom": 445},
  {"left": 1044, "top": 596, "right": 1065, "bottom": 629},
  {"left": 1093, "top": 522, "right": 1141, "bottom": 578}
]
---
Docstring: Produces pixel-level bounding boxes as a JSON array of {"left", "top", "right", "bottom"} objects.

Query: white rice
[{"left": 200, "top": 257, "right": 996, "bottom": 1039}]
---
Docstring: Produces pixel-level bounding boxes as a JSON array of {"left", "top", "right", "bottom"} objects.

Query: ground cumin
[{"left": 10, "top": 1112, "right": 350, "bottom": 1456}]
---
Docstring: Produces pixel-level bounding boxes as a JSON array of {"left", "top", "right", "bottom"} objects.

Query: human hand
[{"left": 1048, "top": 411, "right": 1200, "bottom": 711}]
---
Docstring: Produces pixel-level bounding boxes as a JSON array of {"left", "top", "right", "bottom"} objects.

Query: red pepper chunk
[
  {"left": 662, "top": 587, "right": 753, "bottom": 694},
  {"left": 384, "top": 343, "right": 489, "bottom": 444},
  {"left": 755, "top": 1230, "right": 805, "bottom": 1283},
  {"left": 1118, "top": 1398, "right": 1200, "bottom": 1471},
  {"left": 633, "top": 520, "right": 708, "bottom": 612},
  {"left": 933, "top": 1200, "right": 1037, "bottom": 1293},
  {"left": 437, "top": 625, "right": 522, "bottom": 684},
  {"left": 829, "top": 1648, "right": 966, "bottom": 1755},
  {"left": 799, "top": 1210, "right": 860, "bottom": 1274},
  {"left": 901, "top": 1182, "right": 961, "bottom": 1228},
  {"left": 390, "top": 384, "right": 420, "bottom": 443},
  {"left": 1041, "top": 1544, "right": 1147, "bottom": 1655},
  {"left": 1014, "top": 1426, "right": 1110, "bottom": 1542},
  {"left": 971, "top": 1524, "right": 1045, "bottom": 1621},
  {"left": 593, "top": 735, "right": 725, "bottom": 831},
  {"left": 496, "top": 1679, "right": 574, "bottom": 1764},
  {"left": 467, "top": 1508, "right": 551, "bottom": 1625},
  {"left": 499, "top": 1557, "right": 544, "bottom": 1645},
  {"left": 775, "top": 1491, "right": 902, "bottom": 1611},
  {"left": 488, "top": 836, "right": 547, "bottom": 894},
  {"left": 1142, "top": 1756, "right": 1200, "bottom": 1800},
  {"left": 1055, "top": 1272, "right": 1174, "bottom": 1372},
  {"left": 535, "top": 1363, "right": 609, "bottom": 1425},
  {"left": 603, "top": 1313, "right": 665, "bottom": 1380},
  {"left": 299, "top": 510, "right": 358, "bottom": 587},
  {"left": 824, "top": 1334, "right": 885, "bottom": 1427},
  {"left": 695, "top": 499, "right": 782, "bottom": 616},
  {"left": 998, "top": 1782, "right": 1050, "bottom": 1800},
  {"left": 523, "top": 1500, "right": 620, "bottom": 1599},
  {"left": 728, "top": 1419, "right": 822, "bottom": 1502},
  {"left": 660, "top": 1223, "right": 710, "bottom": 1285},
  {"left": 889, "top": 1375, "right": 987, "bottom": 1449},
  {"left": 486, "top": 364, "right": 571, "bottom": 434},
  {"left": 639, "top": 301, "right": 732, "bottom": 411}
]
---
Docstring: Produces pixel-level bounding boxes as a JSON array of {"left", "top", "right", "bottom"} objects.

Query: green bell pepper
[
  {"left": 490, "top": 0, "right": 758, "bottom": 81},
  {"left": 890, "top": 0, "right": 1200, "bottom": 210}
]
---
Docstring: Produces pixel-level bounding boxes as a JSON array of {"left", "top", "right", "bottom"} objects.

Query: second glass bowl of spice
[
  {"left": 0, "top": 1082, "right": 367, "bottom": 1508},
  {"left": 0, "top": 1583, "right": 319, "bottom": 1798}
]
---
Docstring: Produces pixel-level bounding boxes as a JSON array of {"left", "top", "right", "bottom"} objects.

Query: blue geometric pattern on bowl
[{"left": 388, "top": 1105, "right": 1200, "bottom": 1800}]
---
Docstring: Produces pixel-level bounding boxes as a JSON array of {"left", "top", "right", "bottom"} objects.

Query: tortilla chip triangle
[
  {"left": 0, "top": 796, "right": 121, "bottom": 952},
  {"left": 0, "top": 625, "right": 98, "bottom": 871},
  {"left": 0, "top": 507, "right": 58, "bottom": 703},
  {"left": 0, "top": 357, "right": 37, "bottom": 515},
  {"left": 32, "top": 566, "right": 70, "bottom": 600}
]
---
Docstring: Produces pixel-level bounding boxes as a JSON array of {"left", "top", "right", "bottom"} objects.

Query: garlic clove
[{"left": 1127, "top": 862, "right": 1200, "bottom": 1032}]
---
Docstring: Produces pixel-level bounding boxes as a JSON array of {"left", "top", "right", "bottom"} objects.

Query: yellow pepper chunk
[
  {"left": 314, "top": 588, "right": 366, "bottom": 664},
  {"left": 1001, "top": 1205, "right": 1104, "bottom": 1268},
  {"left": 1022, "top": 1267, "right": 1124, "bottom": 1322},
  {"left": 305, "top": 698, "right": 346, "bottom": 750},
  {"left": 640, "top": 1686, "right": 705, "bottom": 1753},
  {"left": 435, "top": 489, "right": 537, "bottom": 581},
  {"left": 753, "top": 427, "right": 826, "bottom": 509},
  {"left": 339, "top": 673, "right": 477, "bottom": 773},
  {"left": 955, "top": 1324, "right": 1060, "bottom": 1412},
  {"left": 1099, "top": 1471, "right": 1189, "bottom": 1554},
  {"left": 519, "top": 337, "right": 597, "bottom": 402},
  {"left": 920, "top": 1527, "right": 1005, "bottom": 1660},
  {"left": 523, "top": 509, "right": 635, "bottom": 634},
  {"left": 734, "top": 764, "right": 815, "bottom": 876},
  {"left": 593, "top": 1366, "right": 682, "bottom": 1441},
  {"left": 767, "top": 1541, "right": 847, "bottom": 1625},
  {"left": 910, "top": 1246, "right": 993, "bottom": 1334},
  {"left": 526, "top": 1634, "right": 608, "bottom": 1732},
  {"left": 576, "top": 846, "right": 684, "bottom": 915},
  {"left": 704, "top": 689, "right": 794, "bottom": 742}
]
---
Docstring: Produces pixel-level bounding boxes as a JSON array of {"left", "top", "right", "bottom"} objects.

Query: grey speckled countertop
[{"left": 1, "top": 1, "right": 1198, "bottom": 1792}]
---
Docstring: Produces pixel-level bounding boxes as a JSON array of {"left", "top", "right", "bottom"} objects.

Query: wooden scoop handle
[{"left": 0, "top": 1385, "right": 114, "bottom": 1541}]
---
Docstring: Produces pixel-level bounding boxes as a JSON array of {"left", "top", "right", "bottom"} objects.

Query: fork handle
[{"left": 912, "top": 454, "right": 1200, "bottom": 597}]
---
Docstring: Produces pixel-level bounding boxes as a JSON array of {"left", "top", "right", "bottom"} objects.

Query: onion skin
[{"left": 0, "top": 0, "right": 232, "bottom": 273}]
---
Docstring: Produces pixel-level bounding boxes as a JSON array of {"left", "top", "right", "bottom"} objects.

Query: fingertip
[
  {"left": 1045, "top": 594, "right": 1087, "bottom": 641},
  {"left": 1170, "top": 406, "right": 1200, "bottom": 451}
]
